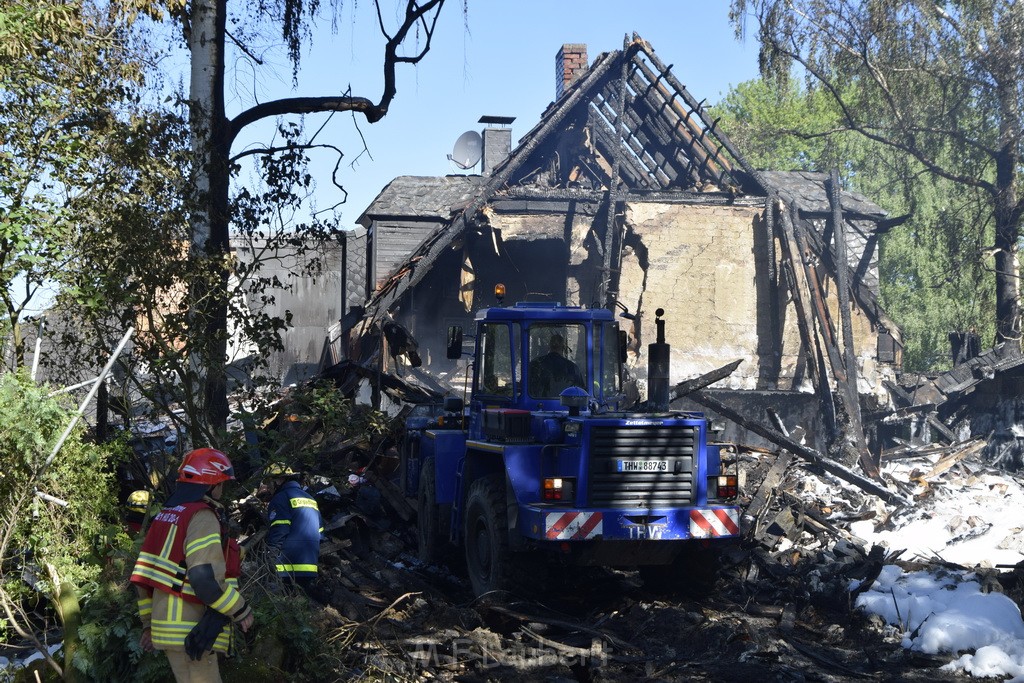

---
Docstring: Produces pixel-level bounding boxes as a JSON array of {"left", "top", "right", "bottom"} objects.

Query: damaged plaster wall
[
  {"left": 619, "top": 202, "right": 770, "bottom": 389},
  {"left": 614, "top": 201, "right": 893, "bottom": 399}
]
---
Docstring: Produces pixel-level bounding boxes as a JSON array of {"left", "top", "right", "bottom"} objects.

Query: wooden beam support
[
  {"left": 634, "top": 36, "right": 772, "bottom": 194},
  {"left": 595, "top": 81, "right": 680, "bottom": 185},
  {"left": 766, "top": 198, "right": 782, "bottom": 386},
  {"left": 599, "top": 37, "right": 630, "bottom": 309},
  {"left": 926, "top": 415, "right": 957, "bottom": 444},
  {"left": 776, "top": 203, "right": 836, "bottom": 432},
  {"left": 789, "top": 198, "right": 905, "bottom": 349},
  {"left": 827, "top": 171, "right": 871, "bottom": 473},
  {"left": 668, "top": 358, "right": 742, "bottom": 403},
  {"left": 689, "top": 390, "right": 907, "bottom": 507},
  {"left": 792, "top": 215, "right": 846, "bottom": 384},
  {"left": 595, "top": 82, "right": 692, "bottom": 187},
  {"left": 629, "top": 58, "right": 732, "bottom": 187}
]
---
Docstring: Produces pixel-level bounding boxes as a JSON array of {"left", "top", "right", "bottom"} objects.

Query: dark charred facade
[{"left": 327, "top": 36, "right": 905, "bottom": 449}]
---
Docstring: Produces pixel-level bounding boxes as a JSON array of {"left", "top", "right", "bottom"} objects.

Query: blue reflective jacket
[{"left": 267, "top": 481, "right": 323, "bottom": 578}]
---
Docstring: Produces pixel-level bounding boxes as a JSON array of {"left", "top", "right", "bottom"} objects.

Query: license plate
[{"left": 617, "top": 459, "right": 668, "bottom": 472}]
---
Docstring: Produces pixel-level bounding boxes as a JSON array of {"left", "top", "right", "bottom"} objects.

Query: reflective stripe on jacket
[
  {"left": 131, "top": 502, "right": 244, "bottom": 653},
  {"left": 131, "top": 502, "right": 208, "bottom": 603},
  {"left": 267, "top": 481, "right": 323, "bottom": 578}
]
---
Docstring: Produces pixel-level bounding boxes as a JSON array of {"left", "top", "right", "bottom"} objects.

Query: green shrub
[
  {"left": 0, "top": 371, "right": 127, "bottom": 676},
  {"left": 74, "top": 570, "right": 171, "bottom": 682}
]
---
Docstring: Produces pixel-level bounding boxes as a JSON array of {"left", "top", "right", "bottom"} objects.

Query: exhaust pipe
[{"left": 648, "top": 308, "right": 670, "bottom": 412}]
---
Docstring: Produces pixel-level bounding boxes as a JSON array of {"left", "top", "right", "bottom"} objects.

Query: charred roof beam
[
  {"left": 633, "top": 36, "right": 769, "bottom": 194},
  {"left": 622, "top": 92, "right": 710, "bottom": 188},
  {"left": 361, "top": 49, "right": 630, "bottom": 324},
  {"left": 588, "top": 113, "right": 652, "bottom": 189},
  {"left": 629, "top": 57, "right": 735, "bottom": 189},
  {"left": 793, "top": 210, "right": 903, "bottom": 345},
  {"left": 593, "top": 87, "right": 667, "bottom": 184},
  {"left": 594, "top": 80, "right": 700, "bottom": 188},
  {"left": 589, "top": 98, "right": 673, "bottom": 188}
]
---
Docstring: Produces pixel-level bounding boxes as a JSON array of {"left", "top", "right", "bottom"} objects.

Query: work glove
[{"left": 184, "top": 608, "right": 231, "bottom": 661}]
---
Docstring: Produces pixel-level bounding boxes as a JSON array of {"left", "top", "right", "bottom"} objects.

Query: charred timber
[
  {"left": 667, "top": 359, "right": 742, "bottom": 402},
  {"left": 361, "top": 49, "right": 629, "bottom": 323},
  {"left": 628, "top": 59, "right": 732, "bottom": 188},
  {"left": 690, "top": 390, "right": 907, "bottom": 507}
]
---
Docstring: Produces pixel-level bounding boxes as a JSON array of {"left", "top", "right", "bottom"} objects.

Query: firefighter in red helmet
[{"left": 131, "top": 448, "right": 254, "bottom": 682}]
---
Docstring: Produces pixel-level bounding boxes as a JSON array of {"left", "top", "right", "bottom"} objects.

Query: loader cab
[{"left": 462, "top": 303, "right": 624, "bottom": 418}]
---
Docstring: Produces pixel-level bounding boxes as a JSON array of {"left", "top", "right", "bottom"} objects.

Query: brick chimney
[{"left": 555, "top": 44, "right": 588, "bottom": 100}]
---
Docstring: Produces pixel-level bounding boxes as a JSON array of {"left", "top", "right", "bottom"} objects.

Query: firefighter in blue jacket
[{"left": 264, "top": 463, "right": 323, "bottom": 594}]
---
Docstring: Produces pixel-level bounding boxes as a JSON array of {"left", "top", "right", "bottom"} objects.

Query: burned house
[{"left": 327, "top": 36, "right": 904, "bottom": 450}]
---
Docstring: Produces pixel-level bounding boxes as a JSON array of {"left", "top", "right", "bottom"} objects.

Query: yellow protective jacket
[{"left": 131, "top": 501, "right": 247, "bottom": 653}]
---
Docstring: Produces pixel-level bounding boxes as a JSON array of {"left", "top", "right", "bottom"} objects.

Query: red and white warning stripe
[
  {"left": 689, "top": 508, "right": 740, "bottom": 538},
  {"left": 545, "top": 512, "right": 603, "bottom": 540}
]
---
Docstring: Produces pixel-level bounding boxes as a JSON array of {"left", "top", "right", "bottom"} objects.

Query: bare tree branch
[
  {"left": 229, "top": 142, "right": 343, "bottom": 164},
  {"left": 226, "top": 0, "right": 445, "bottom": 144},
  {"left": 772, "top": 40, "right": 999, "bottom": 196},
  {"left": 225, "top": 28, "right": 264, "bottom": 66}
]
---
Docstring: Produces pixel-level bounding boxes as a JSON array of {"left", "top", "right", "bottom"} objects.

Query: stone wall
[{"left": 620, "top": 202, "right": 770, "bottom": 389}]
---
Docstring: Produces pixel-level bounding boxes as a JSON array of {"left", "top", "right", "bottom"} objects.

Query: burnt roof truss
[{"left": 506, "top": 36, "right": 755, "bottom": 196}]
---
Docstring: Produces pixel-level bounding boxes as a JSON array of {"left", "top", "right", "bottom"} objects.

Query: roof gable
[
  {"left": 358, "top": 35, "right": 893, "bottom": 343},
  {"left": 500, "top": 35, "right": 759, "bottom": 195},
  {"left": 361, "top": 35, "right": 766, "bottom": 321}
]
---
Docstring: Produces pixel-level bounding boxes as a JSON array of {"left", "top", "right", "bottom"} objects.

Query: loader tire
[
  {"left": 417, "top": 459, "right": 452, "bottom": 564},
  {"left": 463, "top": 474, "right": 512, "bottom": 597}
]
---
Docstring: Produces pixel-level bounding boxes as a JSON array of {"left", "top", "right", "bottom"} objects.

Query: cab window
[
  {"left": 599, "top": 322, "right": 622, "bottom": 397},
  {"left": 477, "top": 323, "right": 516, "bottom": 397},
  {"left": 528, "top": 323, "right": 586, "bottom": 399}
]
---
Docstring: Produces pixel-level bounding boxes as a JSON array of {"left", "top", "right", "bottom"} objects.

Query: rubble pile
[{"left": 223, "top": 426, "right": 1024, "bottom": 682}]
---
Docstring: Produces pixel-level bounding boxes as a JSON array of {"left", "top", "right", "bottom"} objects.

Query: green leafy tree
[
  {"left": 3, "top": 0, "right": 457, "bottom": 444},
  {"left": 42, "top": 117, "right": 348, "bottom": 456},
  {"left": 716, "top": 78, "right": 850, "bottom": 171},
  {"left": 731, "top": 0, "right": 1024, "bottom": 348},
  {"left": 0, "top": 7, "right": 348, "bottom": 452},
  {"left": 716, "top": 77, "right": 995, "bottom": 370},
  {"left": 876, "top": 172, "right": 995, "bottom": 370},
  {"left": 0, "top": 0, "right": 165, "bottom": 369}
]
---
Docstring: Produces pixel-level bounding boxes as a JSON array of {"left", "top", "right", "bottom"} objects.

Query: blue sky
[
  {"left": 229, "top": 1, "right": 763, "bottom": 230},
  {"left": 9, "top": 3, "right": 763, "bottom": 319}
]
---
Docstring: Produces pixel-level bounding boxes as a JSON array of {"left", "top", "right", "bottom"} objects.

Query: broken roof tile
[
  {"left": 759, "top": 171, "right": 887, "bottom": 218},
  {"left": 357, "top": 175, "right": 485, "bottom": 226}
]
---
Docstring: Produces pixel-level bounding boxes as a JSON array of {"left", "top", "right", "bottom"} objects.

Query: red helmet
[{"left": 177, "top": 448, "right": 235, "bottom": 485}]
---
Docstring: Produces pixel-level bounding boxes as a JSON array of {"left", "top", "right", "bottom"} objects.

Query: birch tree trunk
[
  {"left": 184, "top": 0, "right": 447, "bottom": 433},
  {"left": 188, "top": 0, "right": 231, "bottom": 433}
]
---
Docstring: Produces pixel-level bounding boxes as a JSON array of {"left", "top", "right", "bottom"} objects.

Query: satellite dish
[{"left": 449, "top": 130, "right": 483, "bottom": 170}]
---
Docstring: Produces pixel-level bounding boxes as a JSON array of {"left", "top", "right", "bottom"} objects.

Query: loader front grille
[{"left": 587, "top": 425, "right": 696, "bottom": 507}]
